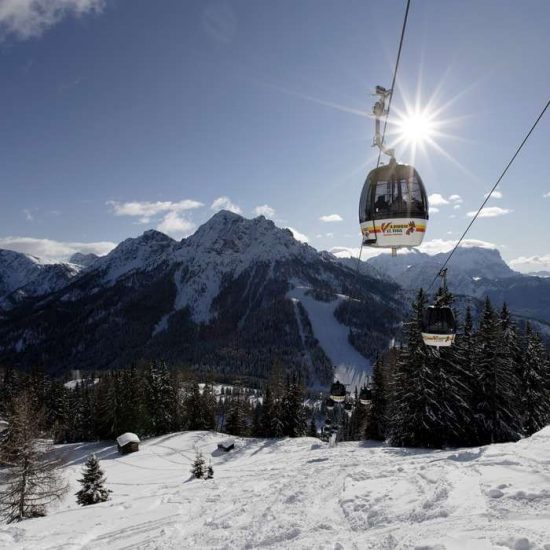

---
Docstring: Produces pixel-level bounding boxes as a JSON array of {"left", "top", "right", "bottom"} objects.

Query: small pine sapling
[
  {"left": 191, "top": 451, "right": 205, "bottom": 479},
  {"left": 76, "top": 454, "right": 111, "bottom": 506},
  {"left": 205, "top": 462, "right": 214, "bottom": 480}
]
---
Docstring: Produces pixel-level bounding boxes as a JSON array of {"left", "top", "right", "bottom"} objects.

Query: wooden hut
[
  {"left": 217, "top": 438, "right": 235, "bottom": 452},
  {"left": 116, "top": 432, "right": 140, "bottom": 454}
]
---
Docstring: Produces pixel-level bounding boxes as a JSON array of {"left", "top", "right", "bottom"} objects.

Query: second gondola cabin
[
  {"left": 359, "top": 158, "right": 429, "bottom": 251},
  {"left": 421, "top": 306, "right": 457, "bottom": 347}
]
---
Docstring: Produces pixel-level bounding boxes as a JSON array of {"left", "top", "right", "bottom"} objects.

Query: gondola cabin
[
  {"left": 421, "top": 306, "right": 457, "bottom": 347},
  {"left": 359, "top": 158, "right": 428, "bottom": 250},
  {"left": 116, "top": 432, "right": 140, "bottom": 454},
  {"left": 359, "top": 387, "right": 373, "bottom": 405},
  {"left": 330, "top": 381, "right": 346, "bottom": 403}
]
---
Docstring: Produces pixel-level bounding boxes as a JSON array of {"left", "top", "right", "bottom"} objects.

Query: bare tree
[{"left": 0, "top": 391, "right": 67, "bottom": 523}]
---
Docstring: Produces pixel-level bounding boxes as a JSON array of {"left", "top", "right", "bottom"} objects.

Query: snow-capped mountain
[
  {"left": 0, "top": 249, "right": 81, "bottom": 311},
  {"left": 0, "top": 212, "right": 402, "bottom": 381},
  {"left": 366, "top": 247, "right": 517, "bottom": 294},
  {"left": 365, "top": 246, "right": 550, "bottom": 323},
  {"left": 69, "top": 252, "right": 99, "bottom": 268}
]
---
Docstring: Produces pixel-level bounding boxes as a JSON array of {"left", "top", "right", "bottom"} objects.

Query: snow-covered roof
[
  {"left": 218, "top": 439, "right": 235, "bottom": 448},
  {"left": 117, "top": 432, "right": 140, "bottom": 446}
]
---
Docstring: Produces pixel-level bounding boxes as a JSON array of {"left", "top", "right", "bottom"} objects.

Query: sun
[{"left": 395, "top": 109, "right": 437, "bottom": 146}]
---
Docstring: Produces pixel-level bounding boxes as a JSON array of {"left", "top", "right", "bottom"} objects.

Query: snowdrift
[{"left": 1, "top": 428, "right": 550, "bottom": 549}]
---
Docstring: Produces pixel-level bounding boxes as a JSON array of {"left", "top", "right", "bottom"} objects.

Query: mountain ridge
[{"left": 0, "top": 212, "right": 402, "bottom": 384}]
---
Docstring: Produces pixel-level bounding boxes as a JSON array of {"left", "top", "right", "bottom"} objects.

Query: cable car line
[
  {"left": 344, "top": 0, "right": 411, "bottom": 326},
  {"left": 375, "top": 0, "right": 411, "bottom": 169},
  {"left": 426, "top": 98, "right": 550, "bottom": 293}
]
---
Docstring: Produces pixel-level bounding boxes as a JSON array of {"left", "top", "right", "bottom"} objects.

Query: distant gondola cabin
[{"left": 116, "top": 432, "right": 140, "bottom": 454}]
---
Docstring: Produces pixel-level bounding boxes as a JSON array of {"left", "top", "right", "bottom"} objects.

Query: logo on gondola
[
  {"left": 406, "top": 221, "right": 416, "bottom": 235},
  {"left": 380, "top": 222, "right": 411, "bottom": 235}
]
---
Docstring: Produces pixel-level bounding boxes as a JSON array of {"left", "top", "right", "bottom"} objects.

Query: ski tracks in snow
[{"left": 3, "top": 430, "right": 550, "bottom": 549}]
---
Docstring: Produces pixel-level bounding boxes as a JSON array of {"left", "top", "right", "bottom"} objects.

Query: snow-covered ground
[
  {"left": 288, "top": 286, "right": 372, "bottom": 390},
  {"left": 2, "top": 428, "right": 550, "bottom": 549}
]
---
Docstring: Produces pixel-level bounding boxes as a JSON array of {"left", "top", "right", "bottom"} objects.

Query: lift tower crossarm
[{"left": 372, "top": 85, "right": 395, "bottom": 160}]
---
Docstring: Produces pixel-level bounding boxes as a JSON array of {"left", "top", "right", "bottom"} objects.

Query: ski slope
[
  {"left": 287, "top": 286, "right": 372, "bottom": 390},
  {"left": 2, "top": 428, "right": 550, "bottom": 549}
]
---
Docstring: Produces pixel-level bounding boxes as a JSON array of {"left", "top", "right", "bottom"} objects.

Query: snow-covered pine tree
[
  {"left": 365, "top": 355, "right": 387, "bottom": 440},
  {"left": 473, "top": 297, "right": 521, "bottom": 444},
  {"left": 95, "top": 372, "right": 120, "bottom": 440},
  {"left": 184, "top": 382, "right": 206, "bottom": 430},
  {"left": 225, "top": 391, "right": 249, "bottom": 436},
  {"left": 205, "top": 462, "right": 214, "bottom": 480},
  {"left": 0, "top": 392, "right": 67, "bottom": 522},
  {"left": 281, "top": 375, "right": 307, "bottom": 437},
  {"left": 518, "top": 323, "right": 550, "bottom": 435},
  {"left": 200, "top": 382, "right": 217, "bottom": 431},
  {"left": 388, "top": 289, "right": 442, "bottom": 447},
  {"left": 308, "top": 414, "right": 318, "bottom": 438},
  {"left": 144, "top": 362, "right": 177, "bottom": 436},
  {"left": 117, "top": 365, "right": 147, "bottom": 436},
  {"left": 427, "top": 286, "right": 474, "bottom": 447},
  {"left": 260, "top": 386, "right": 274, "bottom": 437},
  {"left": 191, "top": 451, "right": 206, "bottom": 479},
  {"left": 76, "top": 454, "right": 110, "bottom": 506}
]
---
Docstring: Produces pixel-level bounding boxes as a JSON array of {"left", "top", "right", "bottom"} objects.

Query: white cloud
[
  {"left": 107, "top": 199, "right": 203, "bottom": 220},
  {"left": 0, "top": 236, "right": 115, "bottom": 262},
  {"left": 430, "top": 207, "right": 440, "bottom": 214},
  {"left": 319, "top": 214, "right": 343, "bottom": 223},
  {"left": 509, "top": 254, "right": 550, "bottom": 274},
  {"left": 156, "top": 212, "right": 195, "bottom": 239},
  {"left": 418, "top": 238, "right": 497, "bottom": 255},
  {"left": 210, "top": 196, "right": 242, "bottom": 214},
  {"left": 330, "top": 246, "right": 384, "bottom": 261},
  {"left": 22, "top": 208, "right": 34, "bottom": 221},
  {"left": 449, "top": 194, "right": 462, "bottom": 203},
  {"left": 286, "top": 227, "right": 309, "bottom": 243},
  {"left": 484, "top": 190, "right": 503, "bottom": 199},
  {"left": 453, "top": 204, "right": 461, "bottom": 209},
  {"left": 544, "top": 192, "right": 550, "bottom": 199},
  {"left": 466, "top": 206, "right": 512, "bottom": 218},
  {"left": 253, "top": 204, "right": 275, "bottom": 218},
  {"left": 428, "top": 193, "right": 449, "bottom": 206},
  {"left": 0, "top": 0, "right": 104, "bottom": 41}
]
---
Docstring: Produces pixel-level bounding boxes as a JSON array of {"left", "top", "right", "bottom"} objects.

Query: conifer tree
[
  {"left": 76, "top": 454, "right": 110, "bottom": 506},
  {"left": 281, "top": 375, "right": 307, "bottom": 437},
  {"left": 388, "top": 289, "right": 441, "bottom": 447},
  {"left": 0, "top": 392, "right": 67, "bottom": 522},
  {"left": 191, "top": 451, "right": 205, "bottom": 479},
  {"left": 225, "top": 391, "right": 249, "bottom": 436},
  {"left": 184, "top": 382, "right": 206, "bottom": 430},
  {"left": 144, "top": 362, "right": 177, "bottom": 436},
  {"left": 519, "top": 324, "right": 550, "bottom": 435},
  {"left": 205, "top": 462, "right": 214, "bottom": 480},
  {"left": 365, "top": 356, "right": 387, "bottom": 440},
  {"left": 429, "top": 287, "right": 474, "bottom": 447},
  {"left": 260, "top": 386, "right": 274, "bottom": 437},
  {"left": 473, "top": 298, "right": 520, "bottom": 444},
  {"left": 308, "top": 414, "right": 318, "bottom": 438}
]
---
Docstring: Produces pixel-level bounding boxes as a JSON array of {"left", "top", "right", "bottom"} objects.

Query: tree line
[{"left": 367, "top": 291, "right": 550, "bottom": 448}]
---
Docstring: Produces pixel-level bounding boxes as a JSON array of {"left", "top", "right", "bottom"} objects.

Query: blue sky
[{"left": 0, "top": 0, "right": 549, "bottom": 272}]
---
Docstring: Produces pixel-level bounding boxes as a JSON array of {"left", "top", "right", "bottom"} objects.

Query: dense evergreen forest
[{"left": 0, "top": 295, "right": 548, "bottom": 449}]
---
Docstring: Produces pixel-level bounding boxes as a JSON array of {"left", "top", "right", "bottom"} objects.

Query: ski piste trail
[
  {"left": 287, "top": 286, "right": 372, "bottom": 390},
  {"left": 1, "top": 428, "right": 550, "bottom": 549}
]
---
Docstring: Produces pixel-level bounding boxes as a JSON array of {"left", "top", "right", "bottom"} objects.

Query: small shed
[
  {"left": 117, "top": 432, "right": 140, "bottom": 454},
  {"left": 217, "top": 439, "right": 235, "bottom": 452}
]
